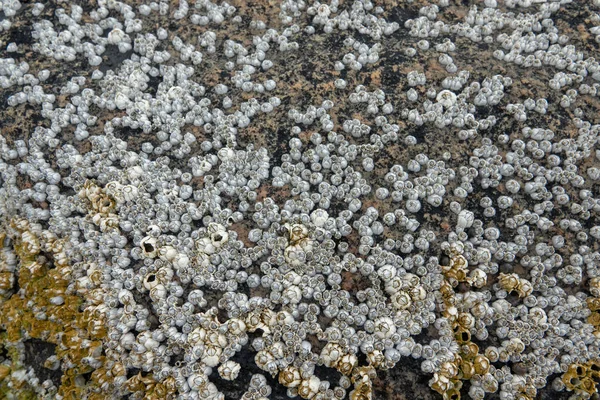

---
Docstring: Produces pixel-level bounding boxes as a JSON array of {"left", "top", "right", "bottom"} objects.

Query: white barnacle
[
  {"left": 195, "top": 237, "right": 216, "bottom": 255},
  {"left": 158, "top": 245, "right": 178, "bottom": 262},
  {"left": 227, "top": 318, "right": 247, "bottom": 335},
  {"left": 310, "top": 208, "right": 329, "bottom": 227},
  {"left": 283, "top": 285, "right": 302, "bottom": 304},
  {"left": 202, "top": 345, "right": 223, "bottom": 367},
  {"left": 217, "top": 147, "right": 235, "bottom": 161},
  {"left": 149, "top": 284, "right": 167, "bottom": 301},
  {"left": 114, "top": 91, "right": 130, "bottom": 110},
  {"left": 218, "top": 360, "right": 241, "bottom": 381},
  {"left": 143, "top": 272, "right": 160, "bottom": 291},
  {"left": 187, "top": 373, "right": 208, "bottom": 390},
  {"left": 436, "top": 89, "right": 457, "bottom": 108},
  {"left": 456, "top": 209, "right": 475, "bottom": 231},
  {"left": 279, "top": 366, "right": 302, "bottom": 388},
  {"left": 374, "top": 317, "right": 396, "bottom": 339},
  {"left": 255, "top": 349, "right": 276, "bottom": 371},
  {"left": 173, "top": 253, "right": 190, "bottom": 269},
  {"left": 297, "top": 376, "right": 320, "bottom": 399},
  {"left": 107, "top": 28, "right": 126, "bottom": 45},
  {"left": 320, "top": 342, "right": 344, "bottom": 368},
  {"left": 121, "top": 185, "right": 139, "bottom": 202},
  {"left": 391, "top": 291, "right": 412, "bottom": 310},
  {"left": 468, "top": 268, "right": 487, "bottom": 288}
]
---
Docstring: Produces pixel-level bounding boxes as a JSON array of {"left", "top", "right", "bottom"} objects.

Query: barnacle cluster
[
  {"left": 429, "top": 244, "right": 493, "bottom": 400},
  {"left": 1, "top": 0, "right": 600, "bottom": 399},
  {"left": 561, "top": 359, "right": 600, "bottom": 398},
  {"left": 588, "top": 278, "right": 600, "bottom": 337},
  {"left": 0, "top": 218, "right": 102, "bottom": 399}
]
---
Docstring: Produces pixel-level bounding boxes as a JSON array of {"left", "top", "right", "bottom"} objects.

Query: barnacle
[
  {"left": 79, "top": 180, "right": 117, "bottom": 215},
  {"left": 562, "top": 360, "right": 600, "bottom": 397},
  {"left": 498, "top": 273, "right": 533, "bottom": 298},
  {"left": 279, "top": 365, "right": 302, "bottom": 388},
  {"left": 283, "top": 223, "right": 314, "bottom": 268},
  {"left": 298, "top": 376, "right": 321, "bottom": 399},
  {"left": 337, "top": 354, "right": 359, "bottom": 376},
  {"left": 218, "top": 360, "right": 241, "bottom": 381},
  {"left": 140, "top": 236, "right": 158, "bottom": 258},
  {"left": 440, "top": 245, "right": 469, "bottom": 284},
  {"left": 350, "top": 365, "right": 376, "bottom": 400},
  {"left": 320, "top": 342, "right": 345, "bottom": 368}
]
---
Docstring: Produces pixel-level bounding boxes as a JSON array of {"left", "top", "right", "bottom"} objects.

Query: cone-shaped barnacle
[
  {"left": 218, "top": 360, "right": 241, "bottom": 381},
  {"left": 310, "top": 208, "right": 329, "bottom": 227},
  {"left": 158, "top": 245, "right": 178, "bottom": 262},
  {"left": 255, "top": 349, "right": 276, "bottom": 372},
  {"left": 121, "top": 184, "right": 139, "bottom": 202},
  {"left": 473, "top": 354, "right": 490, "bottom": 375},
  {"left": 367, "top": 350, "right": 385, "bottom": 368},
  {"left": 498, "top": 273, "right": 533, "bottom": 298},
  {"left": 245, "top": 309, "right": 274, "bottom": 334},
  {"left": 590, "top": 277, "right": 600, "bottom": 294},
  {"left": 459, "top": 358, "right": 475, "bottom": 380},
  {"left": 92, "top": 212, "right": 119, "bottom": 232},
  {"left": 297, "top": 376, "right": 321, "bottom": 399},
  {"left": 195, "top": 237, "right": 216, "bottom": 255},
  {"left": 443, "top": 387, "right": 462, "bottom": 400},
  {"left": 0, "top": 272, "right": 13, "bottom": 296},
  {"left": 92, "top": 191, "right": 116, "bottom": 215},
  {"left": 468, "top": 268, "right": 487, "bottom": 288},
  {"left": 350, "top": 365, "right": 376, "bottom": 400},
  {"left": 187, "top": 373, "right": 208, "bottom": 391},
  {"left": 440, "top": 361, "right": 459, "bottom": 380},
  {"left": 227, "top": 318, "right": 247, "bottom": 335},
  {"left": 431, "top": 372, "right": 453, "bottom": 394},
  {"left": 279, "top": 365, "right": 302, "bottom": 388},
  {"left": 155, "top": 265, "right": 174, "bottom": 284},
  {"left": 320, "top": 342, "right": 345, "bottom": 368},
  {"left": 456, "top": 312, "right": 475, "bottom": 331},
  {"left": 16, "top": 230, "right": 40, "bottom": 259},
  {"left": 0, "top": 365, "right": 10, "bottom": 380},
  {"left": 285, "top": 223, "right": 309, "bottom": 244},
  {"left": 284, "top": 242, "right": 312, "bottom": 267},
  {"left": 283, "top": 223, "right": 314, "bottom": 268},
  {"left": 202, "top": 345, "right": 223, "bottom": 367},
  {"left": 516, "top": 279, "right": 533, "bottom": 298},
  {"left": 373, "top": 317, "right": 396, "bottom": 339},
  {"left": 588, "top": 297, "right": 600, "bottom": 312},
  {"left": 104, "top": 181, "right": 124, "bottom": 202},
  {"left": 441, "top": 243, "right": 469, "bottom": 283},
  {"left": 337, "top": 353, "right": 358, "bottom": 376},
  {"left": 498, "top": 273, "right": 520, "bottom": 293},
  {"left": 143, "top": 272, "right": 160, "bottom": 291},
  {"left": 391, "top": 291, "right": 412, "bottom": 310},
  {"left": 173, "top": 252, "right": 190, "bottom": 270},
  {"left": 562, "top": 363, "right": 590, "bottom": 392},
  {"left": 78, "top": 179, "right": 102, "bottom": 201},
  {"left": 140, "top": 236, "right": 158, "bottom": 258}
]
